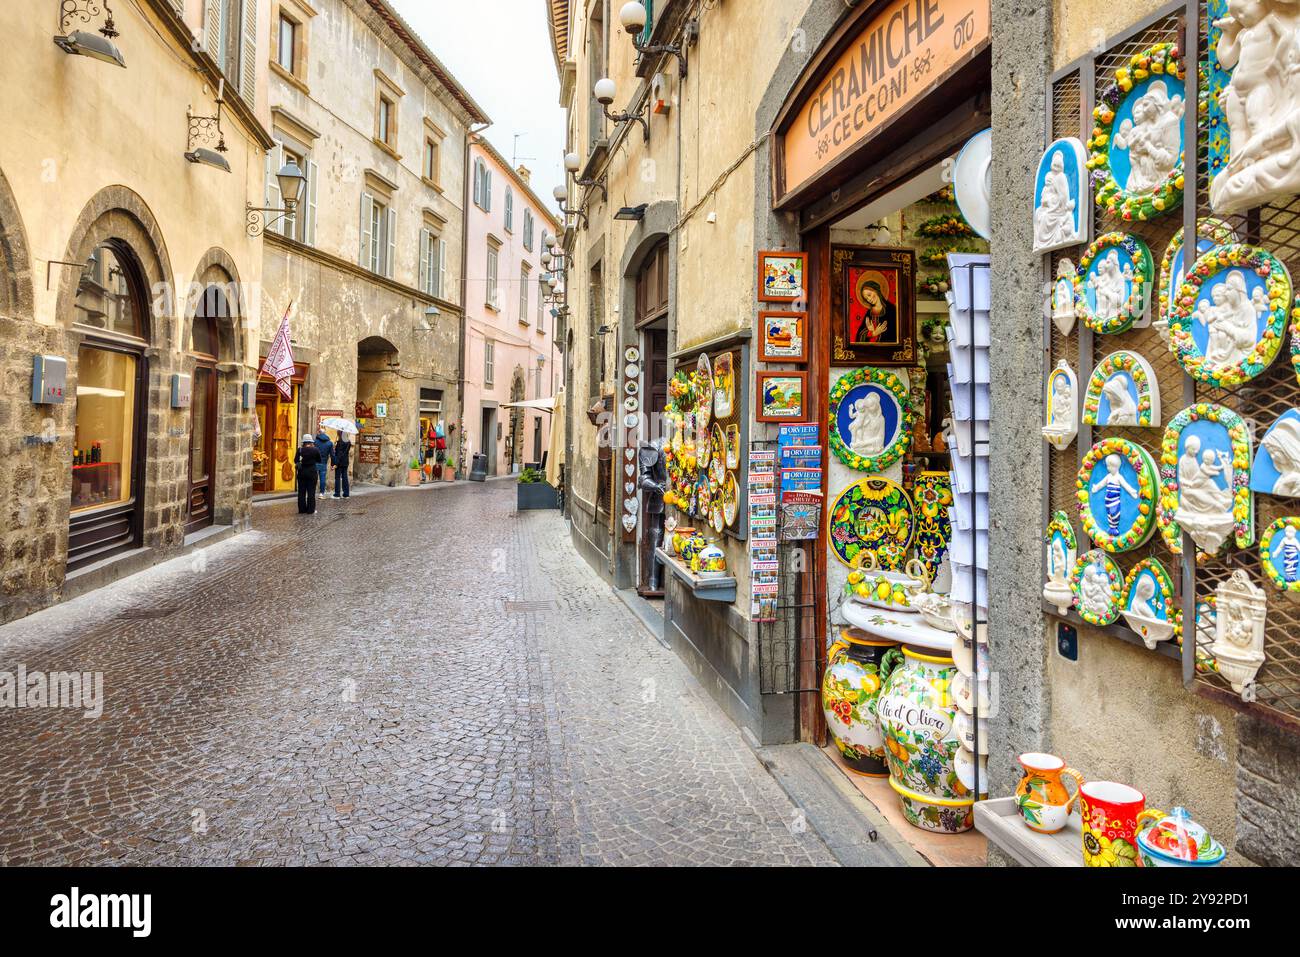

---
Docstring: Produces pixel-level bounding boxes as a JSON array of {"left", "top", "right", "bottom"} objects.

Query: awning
[
  {"left": 501, "top": 397, "right": 555, "bottom": 413},
  {"left": 546, "top": 387, "right": 565, "bottom": 488}
]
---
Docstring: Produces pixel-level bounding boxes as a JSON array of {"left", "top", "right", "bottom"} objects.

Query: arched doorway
[
  {"left": 508, "top": 366, "right": 526, "bottom": 473},
  {"left": 69, "top": 240, "right": 151, "bottom": 568},
  {"left": 185, "top": 282, "right": 232, "bottom": 533},
  {"left": 355, "top": 336, "right": 402, "bottom": 484}
]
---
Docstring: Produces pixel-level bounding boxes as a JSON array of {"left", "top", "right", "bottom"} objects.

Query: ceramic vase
[
  {"left": 877, "top": 646, "right": 971, "bottom": 833},
  {"left": 821, "top": 631, "right": 902, "bottom": 776},
  {"left": 1014, "top": 753, "right": 1084, "bottom": 834}
]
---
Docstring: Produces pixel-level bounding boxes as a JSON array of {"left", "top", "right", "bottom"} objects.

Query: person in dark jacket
[
  {"left": 313, "top": 431, "right": 335, "bottom": 495},
  {"left": 294, "top": 433, "right": 322, "bottom": 514},
  {"left": 332, "top": 432, "right": 352, "bottom": 498}
]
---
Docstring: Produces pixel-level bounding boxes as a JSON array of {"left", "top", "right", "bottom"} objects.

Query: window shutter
[
  {"left": 385, "top": 207, "right": 396, "bottom": 279},
  {"left": 203, "top": 0, "right": 222, "bottom": 57},
  {"left": 305, "top": 159, "right": 318, "bottom": 246},
  {"left": 437, "top": 237, "right": 447, "bottom": 299},
  {"left": 240, "top": 0, "right": 257, "bottom": 106},
  {"left": 418, "top": 228, "right": 430, "bottom": 293},
  {"left": 359, "top": 192, "right": 374, "bottom": 267},
  {"left": 265, "top": 144, "right": 283, "bottom": 235},
  {"left": 484, "top": 171, "right": 491, "bottom": 212}
]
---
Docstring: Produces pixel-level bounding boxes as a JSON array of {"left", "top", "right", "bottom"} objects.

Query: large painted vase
[
  {"left": 878, "top": 646, "right": 971, "bottom": 833},
  {"left": 822, "top": 630, "right": 902, "bottom": 776}
]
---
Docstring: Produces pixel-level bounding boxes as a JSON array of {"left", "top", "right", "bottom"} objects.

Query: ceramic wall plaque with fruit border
[
  {"left": 1043, "top": 511, "right": 1078, "bottom": 615},
  {"left": 828, "top": 366, "right": 914, "bottom": 472},
  {"left": 1086, "top": 42, "right": 1187, "bottom": 222},
  {"left": 1073, "top": 232, "right": 1153, "bottom": 334},
  {"left": 1076, "top": 438, "right": 1160, "bottom": 553},
  {"left": 1082, "top": 350, "right": 1160, "bottom": 428},
  {"left": 1121, "top": 557, "right": 1180, "bottom": 650},
  {"left": 1259, "top": 517, "right": 1300, "bottom": 599},
  {"left": 1168, "top": 244, "right": 1292, "bottom": 388},
  {"left": 1070, "top": 549, "right": 1124, "bottom": 626},
  {"left": 1158, "top": 403, "right": 1254, "bottom": 556},
  {"left": 1156, "top": 219, "right": 1237, "bottom": 343}
]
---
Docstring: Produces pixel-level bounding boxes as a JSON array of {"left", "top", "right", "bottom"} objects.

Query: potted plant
[
  {"left": 516, "top": 466, "right": 560, "bottom": 510},
  {"left": 407, "top": 456, "right": 422, "bottom": 486},
  {"left": 442, "top": 456, "right": 457, "bottom": 481}
]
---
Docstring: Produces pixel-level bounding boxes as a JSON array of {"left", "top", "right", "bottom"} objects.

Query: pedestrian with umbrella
[{"left": 321, "top": 416, "right": 359, "bottom": 499}]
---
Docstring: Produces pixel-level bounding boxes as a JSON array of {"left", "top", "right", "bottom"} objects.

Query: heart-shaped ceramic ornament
[
  {"left": 625, "top": 447, "right": 635, "bottom": 461},
  {"left": 625, "top": 482, "right": 635, "bottom": 494},
  {"left": 622, "top": 513, "right": 637, "bottom": 532},
  {"left": 625, "top": 463, "right": 635, "bottom": 477},
  {"left": 624, "top": 498, "right": 638, "bottom": 514}
]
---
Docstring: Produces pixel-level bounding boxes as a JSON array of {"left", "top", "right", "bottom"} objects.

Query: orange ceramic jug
[{"left": 1014, "top": 753, "right": 1085, "bottom": 834}]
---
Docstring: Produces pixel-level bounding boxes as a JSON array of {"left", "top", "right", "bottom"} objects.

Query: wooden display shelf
[
  {"left": 654, "top": 547, "right": 737, "bottom": 603},
  {"left": 973, "top": 796, "right": 1083, "bottom": 867}
]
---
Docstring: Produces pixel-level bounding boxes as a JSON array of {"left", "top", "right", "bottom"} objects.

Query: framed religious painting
[
  {"left": 756, "top": 370, "right": 808, "bottom": 422},
  {"left": 758, "top": 310, "right": 808, "bottom": 363},
  {"left": 756, "top": 250, "right": 808, "bottom": 303},
  {"left": 830, "top": 245, "right": 917, "bottom": 366}
]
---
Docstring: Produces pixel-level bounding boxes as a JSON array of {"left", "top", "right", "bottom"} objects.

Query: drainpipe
[{"left": 459, "top": 123, "right": 490, "bottom": 468}]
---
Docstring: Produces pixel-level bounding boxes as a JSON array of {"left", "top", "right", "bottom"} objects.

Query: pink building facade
[{"left": 461, "top": 137, "right": 561, "bottom": 476}]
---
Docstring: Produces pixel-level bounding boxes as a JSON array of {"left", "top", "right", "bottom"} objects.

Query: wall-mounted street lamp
[
  {"left": 614, "top": 204, "right": 648, "bottom": 222},
  {"left": 594, "top": 78, "right": 649, "bottom": 142},
  {"left": 185, "top": 79, "right": 230, "bottom": 172},
  {"left": 415, "top": 303, "right": 441, "bottom": 333},
  {"left": 54, "top": 0, "right": 125, "bottom": 67},
  {"left": 563, "top": 152, "right": 608, "bottom": 202},
  {"left": 618, "top": 1, "right": 688, "bottom": 77},
  {"left": 246, "top": 161, "right": 307, "bottom": 236},
  {"left": 552, "top": 184, "right": 589, "bottom": 228}
]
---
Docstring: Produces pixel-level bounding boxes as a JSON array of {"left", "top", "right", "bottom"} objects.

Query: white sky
[{"left": 389, "top": 0, "right": 566, "bottom": 210}]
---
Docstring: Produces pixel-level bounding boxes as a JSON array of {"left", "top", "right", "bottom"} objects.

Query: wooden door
[{"left": 186, "top": 364, "right": 217, "bottom": 533}]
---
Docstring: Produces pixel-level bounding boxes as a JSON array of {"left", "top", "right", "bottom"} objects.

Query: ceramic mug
[{"left": 1079, "top": 780, "right": 1145, "bottom": 867}]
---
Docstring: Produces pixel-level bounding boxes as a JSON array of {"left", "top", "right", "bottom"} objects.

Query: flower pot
[
  {"left": 517, "top": 481, "right": 560, "bottom": 510},
  {"left": 822, "top": 630, "right": 902, "bottom": 776},
  {"left": 442, "top": 466, "right": 456, "bottom": 481},
  {"left": 407, "top": 468, "right": 422, "bottom": 486}
]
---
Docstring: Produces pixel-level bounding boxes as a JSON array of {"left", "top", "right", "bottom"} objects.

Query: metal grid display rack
[{"left": 1043, "top": 0, "right": 1300, "bottom": 728}]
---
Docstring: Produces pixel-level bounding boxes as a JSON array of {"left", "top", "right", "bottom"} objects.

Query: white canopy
[{"left": 500, "top": 397, "right": 556, "bottom": 413}]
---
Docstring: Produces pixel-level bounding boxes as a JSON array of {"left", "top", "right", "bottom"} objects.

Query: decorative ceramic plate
[
  {"left": 710, "top": 424, "right": 726, "bottom": 483},
  {"left": 1075, "top": 437, "right": 1160, "bottom": 552},
  {"left": 912, "top": 471, "right": 954, "bottom": 581},
  {"left": 624, "top": 380, "right": 639, "bottom": 396},
  {"left": 624, "top": 396, "right": 639, "bottom": 413},
  {"left": 828, "top": 478, "right": 916, "bottom": 569},
  {"left": 696, "top": 421, "right": 711, "bottom": 469},
  {"left": 828, "top": 367, "right": 914, "bottom": 473},
  {"left": 623, "top": 413, "right": 639, "bottom": 429},
  {"left": 713, "top": 352, "right": 735, "bottom": 420},
  {"left": 711, "top": 502, "right": 725, "bottom": 534},
  {"left": 1260, "top": 517, "right": 1300, "bottom": 595},
  {"left": 625, "top": 346, "right": 641, "bottom": 363},
  {"left": 725, "top": 424, "right": 740, "bottom": 469},
  {"left": 624, "top": 363, "right": 640, "bottom": 379},
  {"left": 722, "top": 472, "right": 739, "bottom": 527},
  {"left": 1073, "top": 232, "right": 1153, "bottom": 334},
  {"left": 1086, "top": 43, "right": 1186, "bottom": 221},
  {"left": 1069, "top": 549, "right": 1124, "bottom": 626},
  {"left": 1168, "top": 243, "right": 1292, "bottom": 388}
]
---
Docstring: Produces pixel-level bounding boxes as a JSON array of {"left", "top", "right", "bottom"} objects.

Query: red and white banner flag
[{"left": 260, "top": 301, "right": 296, "bottom": 400}]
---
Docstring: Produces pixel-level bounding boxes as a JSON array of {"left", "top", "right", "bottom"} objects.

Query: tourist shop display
[
  {"left": 1166, "top": 244, "right": 1292, "bottom": 388},
  {"left": 1076, "top": 438, "right": 1160, "bottom": 552},
  {"left": 1135, "top": 806, "right": 1227, "bottom": 867},
  {"left": 1120, "top": 557, "right": 1180, "bottom": 649},
  {"left": 1210, "top": 570, "right": 1268, "bottom": 697},
  {"left": 1070, "top": 549, "right": 1124, "bottom": 626},
  {"left": 1032, "top": 137, "right": 1089, "bottom": 253},
  {"left": 1250, "top": 409, "right": 1300, "bottom": 497},
  {"left": 1041, "top": 360, "right": 1079, "bottom": 450},
  {"left": 1042, "top": 511, "right": 1078, "bottom": 615},
  {"left": 828, "top": 366, "right": 914, "bottom": 472},
  {"left": 821, "top": 630, "right": 902, "bottom": 776},
  {"left": 1014, "top": 753, "right": 1084, "bottom": 835},
  {"left": 1157, "top": 403, "right": 1254, "bottom": 555},
  {"left": 1086, "top": 43, "right": 1187, "bottom": 222},
  {"left": 1081, "top": 351, "right": 1160, "bottom": 428},
  {"left": 1074, "top": 232, "right": 1153, "bottom": 334}
]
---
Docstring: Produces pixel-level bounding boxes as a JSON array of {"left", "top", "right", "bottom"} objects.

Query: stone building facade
[
  {"left": 461, "top": 137, "right": 561, "bottom": 477},
  {"left": 256, "top": 0, "right": 486, "bottom": 490},
  {"left": 0, "top": 0, "right": 274, "bottom": 623},
  {"left": 549, "top": 0, "right": 1300, "bottom": 863}
]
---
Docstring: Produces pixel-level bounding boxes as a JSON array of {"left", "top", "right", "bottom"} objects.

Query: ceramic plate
[
  {"left": 722, "top": 472, "right": 739, "bottom": 527},
  {"left": 725, "top": 424, "right": 740, "bottom": 469},
  {"left": 623, "top": 412, "right": 639, "bottom": 429},
  {"left": 624, "top": 380, "right": 639, "bottom": 396},
  {"left": 711, "top": 503, "right": 725, "bottom": 534},
  {"left": 828, "top": 477, "right": 917, "bottom": 569},
  {"left": 624, "top": 396, "right": 639, "bottom": 413},
  {"left": 625, "top": 363, "right": 640, "bottom": 379},
  {"left": 625, "top": 346, "right": 641, "bottom": 363}
]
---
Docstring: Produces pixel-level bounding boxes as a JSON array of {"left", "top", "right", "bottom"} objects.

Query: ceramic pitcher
[
  {"left": 1014, "top": 753, "right": 1084, "bottom": 834},
  {"left": 822, "top": 630, "right": 902, "bottom": 776}
]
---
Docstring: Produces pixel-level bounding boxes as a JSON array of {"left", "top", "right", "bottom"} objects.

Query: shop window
[
  {"left": 72, "top": 345, "right": 137, "bottom": 512},
  {"left": 75, "top": 244, "right": 145, "bottom": 339}
]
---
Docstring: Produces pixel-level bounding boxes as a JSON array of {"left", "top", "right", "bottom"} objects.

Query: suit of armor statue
[{"left": 639, "top": 438, "right": 668, "bottom": 590}]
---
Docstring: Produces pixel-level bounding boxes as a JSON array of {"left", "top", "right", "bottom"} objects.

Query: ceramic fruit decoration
[
  {"left": 1167, "top": 244, "right": 1292, "bottom": 388},
  {"left": 1080, "top": 780, "right": 1146, "bottom": 867},
  {"left": 1042, "top": 511, "right": 1078, "bottom": 615},
  {"left": 1120, "top": 556, "right": 1180, "bottom": 650},
  {"left": 1042, "top": 360, "right": 1079, "bottom": 450},
  {"left": 1081, "top": 351, "right": 1160, "bottom": 428},
  {"left": 821, "top": 631, "right": 903, "bottom": 776},
  {"left": 1014, "top": 753, "right": 1085, "bottom": 835},
  {"left": 878, "top": 647, "right": 972, "bottom": 834},
  {"left": 828, "top": 366, "right": 914, "bottom": 473},
  {"left": 1076, "top": 438, "right": 1160, "bottom": 553},
  {"left": 1070, "top": 549, "right": 1124, "bottom": 626},
  {"left": 1086, "top": 43, "right": 1186, "bottom": 222},
  {"left": 1073, "top": 233, "right": 1153, "bottom": 334},
  {"left": 1157, "top": 402, "right": 1253, "bottom": 556},
  {"left": 1135, "top": 806, "right": 1227, "bottom": 867}
]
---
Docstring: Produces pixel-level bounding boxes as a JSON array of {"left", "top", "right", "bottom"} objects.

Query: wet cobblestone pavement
[{"left": 0, "top": 481, "right": 834, "bottom": 866}]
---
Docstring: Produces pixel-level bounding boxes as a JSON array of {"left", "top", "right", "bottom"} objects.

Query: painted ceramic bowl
[
  {"left": 1136, "top": 806, "right": 1226, "bottom": 867},
  {"left": 697, "top": 543, "right": 727, "bottom": 578},
  {"left": 889, "top": 778, "right": 974, "bottom": 834}
]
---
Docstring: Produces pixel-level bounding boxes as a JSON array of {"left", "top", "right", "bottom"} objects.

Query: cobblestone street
[{"left": 0, "top": 481, "right": 834, "bottom": 866}]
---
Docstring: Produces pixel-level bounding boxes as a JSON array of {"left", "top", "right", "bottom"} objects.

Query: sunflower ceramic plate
[
  {"left": 722, "top": 472, "right": 739, "bottom": 527},
  {"left": 828, "top": 478, "right": 916, "bottom": 569}
]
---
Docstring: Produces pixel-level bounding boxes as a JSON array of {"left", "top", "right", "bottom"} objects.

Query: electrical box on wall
[
  {"left": 171, "top": 373, "right": 192, "bottom": 409},
  {"left": 242, "top": 381, "right": 253, "bottom": 410},
  {"left": 651, "top": 72, "right": 671, "bottom": 114},
  {"left": 31, "top": 354, "right": 67, "bottom": 404},
  {"left": 1056, "top": 622, "right": 1078, "bottom": 662}
]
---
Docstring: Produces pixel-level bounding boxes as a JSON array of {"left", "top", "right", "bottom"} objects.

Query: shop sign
[
  {"left": 778, "top": 0, "right": 990, "bottom": 203},
  {"left": 358, "top": 432, "right": 382, "bottom": 465}
]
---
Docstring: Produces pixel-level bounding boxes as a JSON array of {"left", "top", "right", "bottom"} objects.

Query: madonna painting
[{"left": 831, "top": 245, "right": 916, "bottom": 366}]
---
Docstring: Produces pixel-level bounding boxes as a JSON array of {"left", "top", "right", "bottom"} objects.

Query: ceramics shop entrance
[
  {"left": 253, "top": 363, "right": 308, "bottom": 495},
  {"left": 635, "top": 238, "right": 670, "bottom": 597},
  {"left": 766, "top": 0, "right": 991, "bottom": 859}
]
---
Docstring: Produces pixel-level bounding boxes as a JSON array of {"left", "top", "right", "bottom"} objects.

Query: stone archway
[{"left": 355, "top": 335, "right": 404, "bottom": 485}]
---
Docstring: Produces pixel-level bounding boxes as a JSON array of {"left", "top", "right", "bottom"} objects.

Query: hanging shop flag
[{"left": 261, "top": 301, "right": 297, "bottom": 400}]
